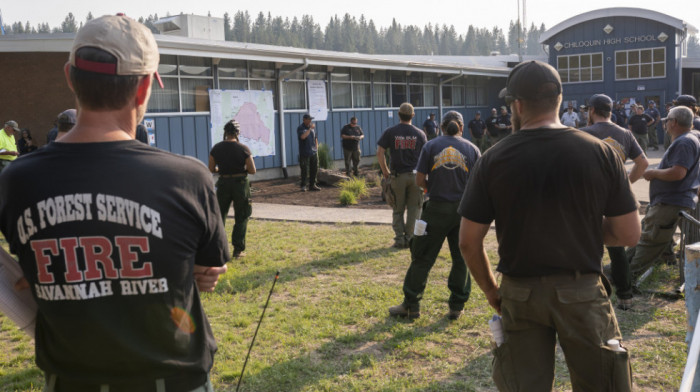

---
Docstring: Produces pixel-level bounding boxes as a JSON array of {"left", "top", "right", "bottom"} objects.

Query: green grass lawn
[{"left": 0, "top": 220, "right": 689, "bottom": 391}]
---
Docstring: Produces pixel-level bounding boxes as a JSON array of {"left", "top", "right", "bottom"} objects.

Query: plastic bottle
[
  {"left": 488, "top": 314, "right": 504, "bottom": 347},
  {"left": 606, "top": 339, "right": 627, "bottom": 352}
]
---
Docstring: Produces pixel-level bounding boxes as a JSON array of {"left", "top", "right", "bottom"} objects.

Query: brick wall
[{"left": 0, "top": 52, "right": 74, "bottom": 146}]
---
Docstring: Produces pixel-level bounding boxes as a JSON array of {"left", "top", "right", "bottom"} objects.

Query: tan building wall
[{"left": 0, "top": 52, "right": 74, "bottom": 145}]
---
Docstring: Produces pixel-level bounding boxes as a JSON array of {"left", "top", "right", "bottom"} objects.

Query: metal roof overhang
[
  {"left": 540, "top": 7, "right": 698, "bottom": 44},
  {"left": 0, "top": 33, "right": 509, "bottom": 78}
]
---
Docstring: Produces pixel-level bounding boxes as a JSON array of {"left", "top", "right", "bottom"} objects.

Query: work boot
[
  {"left": 447, "top": 309, "right": 464, "bottom": 320},
  {"left": 310, "top": 185, "right": 321, "bottom": 191},
  {"left": 388, "top": 304, "right": 420, "bottom": 319},
  {"left": 300, "top": 185, "right": 307, "bottom": 192},
  {"left": 617, "top": 298, "right": 633, "bottom": 311}
]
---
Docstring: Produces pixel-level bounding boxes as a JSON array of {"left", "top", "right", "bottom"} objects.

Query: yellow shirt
[{"left": 0, "top": 129, "right": 17, "bottom": 161}]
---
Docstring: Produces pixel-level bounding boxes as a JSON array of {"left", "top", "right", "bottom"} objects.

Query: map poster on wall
[
  {"left": 209, "top": 89, "right": 276, "bottom": 157},
  {"left": 307, "top": 80, "right": 328, "bottom": 121}
]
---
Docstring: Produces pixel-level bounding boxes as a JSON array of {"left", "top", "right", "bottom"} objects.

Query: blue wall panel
[
  {"left": 147, "top": 83, "right": 505, "bottom": 169},
  {"left": 544, "top": 15, "right": 680, "bottom": 107}
]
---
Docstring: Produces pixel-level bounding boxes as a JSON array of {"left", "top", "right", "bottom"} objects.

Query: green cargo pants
[
  {"left": 493, "top": 274, "right": 632, "bottom": 392},
  {"left": 626, "top": 203, "right": 688, "bottom": 281},
  {"left": 401, "top": 200, "right": 471, "bottom": 312},
  {"left": 390, "top": 172, "right": 423, "bottom": 247},
  {"left": 216, "top": 176, "right": 252, "bottom": 253}
]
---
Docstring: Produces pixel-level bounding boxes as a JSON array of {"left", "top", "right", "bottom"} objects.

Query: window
[
  {"left": 330, "top": 67, "right": 371, "bottom": 109},
  {"left": 408, "top": 73, "right": 438, "bottom": 107},
  {"left": 442, "top": 78, "right": 465, "bottom": 107},
  {"left": 373, "top": 70, "right": 390, "bottom": 108},
  {"left": 557, "top": 53, "right": 603, "bottom": 84},
  {"left": 148, "top": 55, "right": 180, "bottom": 113},
  {"left": 391, "top": 71, "right": 407, "bottom": 107},
  {"left": 147, "top": 55, "right": 213, "bottom": 113},
  {"left": 464, "top": 76, "right": 488, "bottom": 106},
  {"left": 219, "top": 59, "right": 248, "bottom": 90},
  {"left": 615, "top": 47, "right": 665, "bottom": 80}
]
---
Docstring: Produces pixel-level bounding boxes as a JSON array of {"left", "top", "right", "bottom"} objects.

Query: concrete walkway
[{"left": 249, "top": 148, "right": 664, "bottom": 225}]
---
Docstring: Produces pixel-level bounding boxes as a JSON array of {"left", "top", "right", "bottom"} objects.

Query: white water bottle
[
  {"left": 606, "top": 339, "right": 626, "bottom": 352},
  {"left": 488, "top": 314, "right": 504, "bottom": 347}
]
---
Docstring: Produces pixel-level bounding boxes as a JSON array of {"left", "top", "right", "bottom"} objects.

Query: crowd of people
[
  {"left": 2, "top": 12, "right": 700, "bottom": 392},
  {"left": 377, "top": 62, "right": 700, "bottom": 390}
]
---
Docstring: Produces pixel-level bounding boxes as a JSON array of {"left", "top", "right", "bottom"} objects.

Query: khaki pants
[
  {"left": 633, "top": 133, "right": 648, "bottom": 153},
  {"left": 627, "top": 203, "right": 688, "bottom": 280},
  {"left": 390, "top": 172, "right": 423, "bottom": 246},
  {"left": 493, "top": 274, "right": 632, "bottom": 392}
]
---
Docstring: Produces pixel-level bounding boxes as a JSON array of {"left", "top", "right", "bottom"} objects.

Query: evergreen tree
[
  {"left": 252, "top": 12, "right": 269, "bottom": 44},
  {"left": 37, "top": 23, "right": 50, "bottom": 33},
  {"left": 61, "top": 12, "right": 78, "bottom": 33},
  {"left": 223, "top": 12, "right": 232, "bottom": 41},
  {"left": 12, "top": 22, "right": 24, "bottom": 34},
  {"left": 340, "top": 14, "right": 358, "bottom": 52},
  {"left": 233, "top": 11, "right": 252, "bottom": 42},
  {"left": 493, "top": 26, "right": 507, "bottom": 54},
  {"left": 464, "top": 25, "right": 477, "bottom": 55}
]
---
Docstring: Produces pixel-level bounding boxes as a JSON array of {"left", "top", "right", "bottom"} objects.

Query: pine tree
[
  {"left": 61, "top": 12, "right": 78, "bottom": 33},
  {"left": 464, "top": 25, "right": 477, "bottom": 55},
  {"left": 233, "top": 11, "right": 252, "bottom": 42},
  {"left": 223, "top": 12, "right": 232, "bottom": 41}
]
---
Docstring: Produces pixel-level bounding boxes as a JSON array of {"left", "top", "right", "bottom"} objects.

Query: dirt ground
[{"left": 250, "top": 165, "right": 391, "bottom": 209}]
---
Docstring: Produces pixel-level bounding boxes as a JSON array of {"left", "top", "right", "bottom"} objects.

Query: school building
[{"left": 0, "top": 8, "right": 697, "bottom": 179}]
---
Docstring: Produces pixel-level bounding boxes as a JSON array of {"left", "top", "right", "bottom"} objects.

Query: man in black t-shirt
[
  {"left": 298, "top": 114, "right": 320, "bottom": 191},
  {"left": 484, "top": 108, "right": 500, "bottom": 149},
  {"left": 458, "top": 61, "right": 639, "bottom": 391},
  {"left": 582, "top": 94, "right": 649, "bottom": 310},
  {"left": 377, "top": 103, "right": 427, "bottom": 248},
  {"left": 496, "top": 106, "right": 512, "bottom": 138},
  {"left": 422, "top": 113, "right": 439, "bottom": 140},
  {"left": 628, "top": 105, "right": 654, "bottom": 153},
  {"left": 467, "top": 111, "right": 486, "bottom": 152},
  {"left": 0, "top": 15, "right": 228, "bottom": 391},
  {"left": 340, "top": 117, "right": 364, "bottom": 177}
]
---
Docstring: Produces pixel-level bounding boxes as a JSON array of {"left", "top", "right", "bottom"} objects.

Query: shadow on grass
[
  {"left": 0, "top": 368, "right": 43, "bottom": 392},
  {"left": 217, "top": 245, "right": 400, "bottom": 295},
  {"left": 233, "top": 316, "right": 449, "bottom": 391}
]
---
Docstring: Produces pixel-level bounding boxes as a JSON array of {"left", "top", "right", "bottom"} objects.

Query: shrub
[
  {"left": 338, "top": 177, "right": 369, "bottom": 198},
  {"left": 317, "top": 143, "right": 333, "bottom": 169},
  {"left": 339, "top": 190, "right": 357, "bottom": 205},
  {"left": 364, "top": 171, "right": 381, "bottom": 188}
]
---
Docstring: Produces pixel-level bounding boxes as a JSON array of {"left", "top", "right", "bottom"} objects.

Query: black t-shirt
[
  {"left": 377, "top": 123, "right": 427, "bottom": 174},
  {"left": 210, "top": 140, "right": 252, "bottom": 175},
  {"left": 497, "top": 114, "right": 512, "bottom": 137},
  {"left": 0, "top": 140, "right": 229, "bottom": 384},
  {"left": 628, "top": 114, "right": 652, "bottom": 135},
  {"left": 486, "top": 115, "right": 499, "bottom": 137},
  {"left": 458, "top": 127, "right": 637, "bottom": 277},
  {"left": 340, "top": 124, "right": 363, "bottom": 150},
  {"left": 468, "top": 119, "right": 486, "bottom": 139}
]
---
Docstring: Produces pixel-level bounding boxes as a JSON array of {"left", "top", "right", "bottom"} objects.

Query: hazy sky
[{"left": 2, "top": 0, "right": 699, "bottom": 36}]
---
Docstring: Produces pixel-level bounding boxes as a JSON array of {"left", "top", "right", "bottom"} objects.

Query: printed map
[{"left": 209, "top": 89, "right": 275, "bottom": 157}]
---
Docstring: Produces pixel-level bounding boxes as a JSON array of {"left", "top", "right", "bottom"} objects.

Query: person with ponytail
[
  {"left": 209, "top": 120, "right": 256, "bottom": 258},
  {"left": 388, "top": 111, "right": 481, "bottom": 320}
]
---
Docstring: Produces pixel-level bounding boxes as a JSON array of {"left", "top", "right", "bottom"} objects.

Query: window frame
[
  {"left": 556, "top": 52, "right": 604, "bottom": 85},
  {"left": 614, "top": 47, "right": 666, "bottom": 81}
]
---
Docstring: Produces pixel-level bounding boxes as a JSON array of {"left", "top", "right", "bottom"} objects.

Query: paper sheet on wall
[
  {"left": 0, "top": 248, "right": 36, "bottom": 338},
  {"left": 209, "top": 89, "right": 276, "bottom": 157},
  {"left": 307, "top": 80, "right": 328, "bottom": 121}
]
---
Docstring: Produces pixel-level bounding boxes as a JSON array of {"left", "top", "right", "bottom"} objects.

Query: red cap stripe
[{"left": 75, "top": 58, "right": 117, "bottom": 75}]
